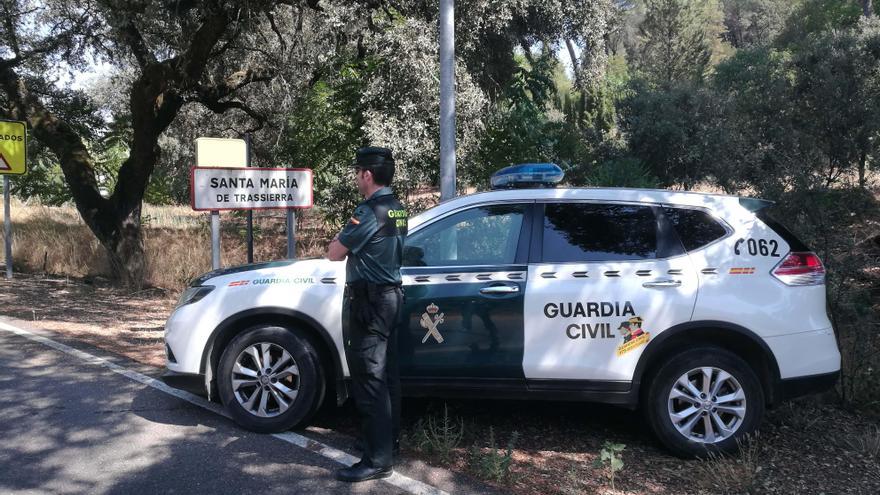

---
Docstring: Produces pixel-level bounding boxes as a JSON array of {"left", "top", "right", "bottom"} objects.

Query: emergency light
[{"left": 490, "top": 163, "right": 564, "bottom": 189}]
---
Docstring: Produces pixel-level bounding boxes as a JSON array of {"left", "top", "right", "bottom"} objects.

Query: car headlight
[{"left": 176, "top": 285, "right": 215, "bottom": 309}]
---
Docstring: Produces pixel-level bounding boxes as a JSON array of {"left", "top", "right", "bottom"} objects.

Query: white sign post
[{"left": 195, "top": 138, "right": 247, "bottom": 269}]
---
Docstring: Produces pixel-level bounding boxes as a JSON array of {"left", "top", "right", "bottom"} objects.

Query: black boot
[{"left": 335, "top": 460, "right": 392, "bottom": 483}]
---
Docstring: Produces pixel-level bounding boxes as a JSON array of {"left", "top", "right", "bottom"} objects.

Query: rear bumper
[
  {"left": 777, "top": 371, "right": 839, "bottom": 402},
  {"left": 161, "top": 370, "right": 207, "bottom": 397}
]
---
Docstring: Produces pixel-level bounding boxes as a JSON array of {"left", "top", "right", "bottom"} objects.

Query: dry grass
[
  {"left": 0, "top": 200, "right": 334, "bottom": 293},
  {"left": 844, "top": 426, "right": 880, "bottom": 459},
  {"left": 693, "top": 434, "right": 763, "bottom": 495}
]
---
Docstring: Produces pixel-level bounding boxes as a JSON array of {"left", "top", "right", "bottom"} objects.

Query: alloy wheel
[
  {"left": 231, "top": 342, "right": 300, "bottom": 418},
  {"left": 667, "top": 366, "right": 747, "bottom": 444}
]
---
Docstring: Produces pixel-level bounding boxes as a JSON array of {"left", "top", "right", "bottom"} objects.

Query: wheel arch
[
  {"left": 201, "top": 307, "right": 347, "bottom": 405},
  {"left": 633, "top": 321, "right": 782, "bottom": 406}
]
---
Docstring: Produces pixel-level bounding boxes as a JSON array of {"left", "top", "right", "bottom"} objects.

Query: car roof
[{"left": 409, "top": 187, "right": 754, "bottom": 230}]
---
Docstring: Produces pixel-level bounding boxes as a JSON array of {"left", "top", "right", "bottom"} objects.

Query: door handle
[
  {"left": 642, "top": 279, "right": 682, "bottom": 288},
  {"left": 479, "top": 285, "right": 520, "bottom": 295}
]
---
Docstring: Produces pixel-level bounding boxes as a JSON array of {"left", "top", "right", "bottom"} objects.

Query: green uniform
[
  {"left": 337, "top": 186, "right": 407, "bottom": 469},
  {"left": 337, "top": 187, "right": 407, "bottom": 284}
]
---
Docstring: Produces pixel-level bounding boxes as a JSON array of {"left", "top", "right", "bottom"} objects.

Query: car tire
[
  {"left": 217, "top": 325, "right": 324, "bottom": 433},
  {"left": 644, "top": 346, "right": 764, "bottom": 458}
]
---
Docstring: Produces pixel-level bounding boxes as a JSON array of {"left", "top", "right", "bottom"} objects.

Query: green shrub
[{"left": 468, "top": 426, "right": 519, "bottom": 483}]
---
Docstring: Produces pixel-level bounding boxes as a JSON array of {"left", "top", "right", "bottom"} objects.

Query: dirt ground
[{"left": 1, "top": 273, "right": 878, "bottom": 495}]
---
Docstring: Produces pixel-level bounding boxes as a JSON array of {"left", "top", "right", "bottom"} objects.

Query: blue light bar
[{"left": 490, "top": 163, "right": 564, "bottom": 189}]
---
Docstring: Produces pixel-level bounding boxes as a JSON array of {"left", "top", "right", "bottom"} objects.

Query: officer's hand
[{"left": 327, "top": 238, "right": 349, "bottom": 261}]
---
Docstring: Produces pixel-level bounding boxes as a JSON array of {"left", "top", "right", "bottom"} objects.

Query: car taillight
[{"left": 772, "top": 252, "right": 825, "bottom": 286}]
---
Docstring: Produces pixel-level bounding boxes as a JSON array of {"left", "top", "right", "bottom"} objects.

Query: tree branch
[
  {"left": 198, "top": 67, "right": 275, "bottom": 99},
  {"left": 113, "top": 19, "right": 156, "bottom": 68},
  {"left": 196, "top": 98, "right": 266, "bottom": 132},
  {"left": 176, "top": 5, "right": 230, "bottom": 83},
  {"left": 565, "top": 39, "right": 583, "bottom": 90},
  {"left": 0, "top": 11, "right": 95, "bottom": 71},
  {"left": 265, "top": 9, "right": 287, "bottom": 52},
  {"left": 519, "top": 38, "right": 535, "bottom": 65},
  {"left": 2, "top": 3, "right": 21, "bottom": 59}
]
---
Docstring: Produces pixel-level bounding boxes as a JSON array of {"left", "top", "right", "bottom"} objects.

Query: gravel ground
[{"left": 2, "top": 273, "right": 878, "bottom": 495}]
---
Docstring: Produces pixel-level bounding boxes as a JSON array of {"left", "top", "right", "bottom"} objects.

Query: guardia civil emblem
[
  {"left": 616, "top": 316, "right": 650, "bottom": 356},
  {"left": 420, "top": 303, "right": 445, "bottom": 344}
]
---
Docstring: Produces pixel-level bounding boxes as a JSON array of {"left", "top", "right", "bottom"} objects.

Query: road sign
[
  {"left": 191, "top": 167, "right": 313, "bottom": 211},
  {"left": 195, "top": 137, "right": 247, "bottom": 168},
  {"left": 0, "top": 120, "right": 27, "bottom": 175}
]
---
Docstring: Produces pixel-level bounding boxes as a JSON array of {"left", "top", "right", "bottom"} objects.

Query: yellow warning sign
[{"left": 0, "top": 120, "right": 26, "bottom": 175}]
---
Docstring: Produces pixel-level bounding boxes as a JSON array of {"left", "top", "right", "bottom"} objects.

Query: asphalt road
[{"left": 0, "top": 321, "right": 473, "bottom": 495}]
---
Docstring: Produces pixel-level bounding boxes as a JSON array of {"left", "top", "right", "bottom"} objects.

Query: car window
[
  {"left": 403, "top": 204, "right": 526, "bottom": 267},
  {"left": 542, "top": 203, "right": 658, "bottom": 262},
  {"left": 663, "top": 207, "right": 728, "bottom": 252}
]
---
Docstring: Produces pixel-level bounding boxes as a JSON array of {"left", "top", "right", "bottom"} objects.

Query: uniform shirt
[{"left": 337, "top": 187, "right": 408, "bottom": 284}]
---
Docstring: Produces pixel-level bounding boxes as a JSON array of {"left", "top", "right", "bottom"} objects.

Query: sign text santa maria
[{"left": 191, "top": 167, "right": 313, "bottom": 211}]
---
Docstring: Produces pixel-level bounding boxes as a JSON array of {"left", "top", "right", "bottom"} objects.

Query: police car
[{"left": 163, "top": 164, "right": 840, "bottom": 457}]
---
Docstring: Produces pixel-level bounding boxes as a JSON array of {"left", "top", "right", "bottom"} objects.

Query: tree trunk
[
  {"left": 0, "top": 4, "right": 270, "bottom": 287},
  {"left": 0, "top": 65, "right": 174, "bottom": 288},
  {"left": 565, "top": 39, "right": 584, "bottom": 91},
  {"left": 106, "top": 207, "right": 146, "bottom": 288},
  {"left": 863, "top": 0, "right": 874, "bottom": 18}
]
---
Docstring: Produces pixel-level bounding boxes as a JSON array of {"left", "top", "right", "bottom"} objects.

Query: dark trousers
[{"left": 345, "top": 282, "right": 402, "bottom": 468}]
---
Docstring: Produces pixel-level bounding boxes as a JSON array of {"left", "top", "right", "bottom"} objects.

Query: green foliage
[
  {"left": 469, "top": 49, "right": 623, "bottom": 190},
  {"left": 468, "top": 426, "right": 519, "bottom": 482},
  {"left": 592, "top": 441, "right": 625, "bottom": 491},
  {"left": 630, "top": 0, "right": 728, "bottom": 85},
  {"left": 585, "top": 157, "right": 661, "bottom": 188},
  {"left": 776, "top": 0, "right": 863, "bottom": 47},
  {"left": 276, "top": 58, "right": 373, "bottom": 227},
  {"left": 411, "top": 403, "right": 464, "bottom": 462},
  {"left": 721, "top": 0, "right": 796, "bottom": 48},
  {"left": 469, "top": 53, "right": 561, "bottom": 188},
  {"left": 11, "top": 147, "right": 71, "bottom": 206},
  {"left": 619, "top": 79, "right": 727, "bottom": 188}
]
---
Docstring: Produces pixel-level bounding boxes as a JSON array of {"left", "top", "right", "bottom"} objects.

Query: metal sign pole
[
  {"left": 211, "top": 211, "right": 220, "bottom": 269},
  {"left": 439, "top": 0, "right": 457, "bottom": 201},
  {"left": 286, "top": 210, "right": 296, "bottom": 259},
  {"left": 245, "top": 133, "right": 254, "bottom": 264},
  {"left": 4, "top": 176, "right": 11, "bottom": 279}
]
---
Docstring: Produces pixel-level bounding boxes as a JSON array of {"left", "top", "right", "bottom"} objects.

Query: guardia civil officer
[{"left": 326, "top": 147, "right": 406, "bottom": 482}]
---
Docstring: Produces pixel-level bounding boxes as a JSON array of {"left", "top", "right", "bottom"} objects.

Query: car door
[
  {"left": 398, "top": 202, "right": 533, "bottom": 382},
  {"left": 523, "top": 201, "right": 699, "bottom": 387}
]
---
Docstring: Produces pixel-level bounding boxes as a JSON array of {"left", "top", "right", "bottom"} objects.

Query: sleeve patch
[{"left": 349, "top": 217, "right": 361, "bottom": 225}]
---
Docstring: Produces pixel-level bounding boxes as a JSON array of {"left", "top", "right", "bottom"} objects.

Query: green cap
[{"left": 352, "top": 147, "right": 395, "bottom": 169}]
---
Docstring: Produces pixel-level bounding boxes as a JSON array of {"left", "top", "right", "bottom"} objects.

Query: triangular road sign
[{"left": 0, "top": 154, "right": 10, "bottom": 171}]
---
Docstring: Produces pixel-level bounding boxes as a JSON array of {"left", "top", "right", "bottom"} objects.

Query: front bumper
[
  {"left": 777, "top": 370, "right": 839, "bottom": 402},
  {"left": 161, "top": 370, "right": 207, "bottom": 397}
]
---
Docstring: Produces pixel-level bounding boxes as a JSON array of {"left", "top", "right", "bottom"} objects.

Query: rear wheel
[
  {"left": 644, "top": 347, "right": 764, "bottom": 457},
  {"left": 218, "top": 325, "right": 324, "bottom": 433}
]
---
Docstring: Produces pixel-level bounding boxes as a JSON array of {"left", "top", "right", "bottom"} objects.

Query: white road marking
[{"left": 0, "top": 320, "right": 450, "bottom": 495}]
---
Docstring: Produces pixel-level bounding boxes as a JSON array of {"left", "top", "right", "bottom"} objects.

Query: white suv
[{"left": 163, "top": 175, "right": 840, "bottom": 457}]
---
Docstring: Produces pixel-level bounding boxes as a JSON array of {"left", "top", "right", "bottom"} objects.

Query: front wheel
[
  {"left": 644, "top": 347, "right": 764, "bottom": 457},
  {"left": 217, "top": 325, "right": 324, "bottom": 433}
]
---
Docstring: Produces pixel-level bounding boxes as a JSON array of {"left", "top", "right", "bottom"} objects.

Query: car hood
[{"left": 192, "top": 258, "right": 345, "bottom": 287}]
